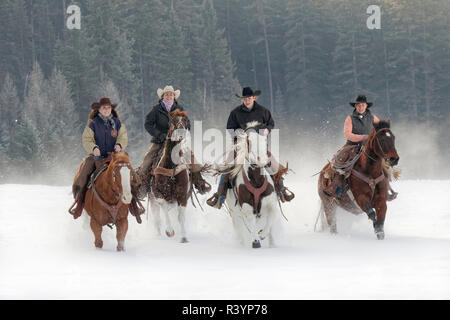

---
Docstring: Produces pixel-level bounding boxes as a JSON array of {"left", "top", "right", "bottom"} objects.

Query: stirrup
[
  {"left": 279, "top": 186, "right": 295, "bottom": 202},
  {"left": 206, "top": 193, "right": 219, "bottom": 207}
]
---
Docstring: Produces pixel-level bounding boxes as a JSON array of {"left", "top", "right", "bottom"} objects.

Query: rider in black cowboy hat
[
  {"left": 326, "top": 94, "right": 398, "bottom": 201},
  {"left": 206, "top": 87, "right": 295, "bottom": 209}
]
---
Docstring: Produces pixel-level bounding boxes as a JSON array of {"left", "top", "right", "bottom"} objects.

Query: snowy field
[{"left": 1, "top": 179, "right": 449, "bottom": 299}]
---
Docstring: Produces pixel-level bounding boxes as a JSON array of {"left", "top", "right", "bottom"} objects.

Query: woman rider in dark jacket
[{"left": 136, "top": 85, "right": 210, "bottom": 196}]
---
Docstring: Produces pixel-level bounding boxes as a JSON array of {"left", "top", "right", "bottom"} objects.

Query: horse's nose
[{"left": 390, "top": 157, "right": 399, "bottom": 166}]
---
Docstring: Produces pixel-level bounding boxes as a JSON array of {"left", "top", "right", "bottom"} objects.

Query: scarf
[
  {"left": 162, "top": 100, "right": 174, "bottom": 112},
  {"left": 98, "top": 113, "right": 116, "bottom": 131}
]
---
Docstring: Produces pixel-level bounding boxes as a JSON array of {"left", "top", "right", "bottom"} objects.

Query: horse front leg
[
  {"left": 373, "top": 197, "right": 387, "bottom": 240},
  {"left": 177, "top": 205, "right": 188, "bottom": 243},
  {"left": 115, "top": 216, "right": 128, "bottom": 251},
  {"left": 243, "top": 211, "right": 260, "bottom": 249},
  {"left": 161, "top": 201, "right": 175, "bottom": 238},
  {"left": 150, "top": 196, "right": 162, "bottom": 236},
  {"left": 90, "top": 217, "right": 103, "bottom": 249}
]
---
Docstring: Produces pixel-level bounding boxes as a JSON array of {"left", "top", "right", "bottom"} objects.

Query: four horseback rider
[
  {"left": 69, "top": 97, "right": 129, "bottom": 219},
  {"left": 136, "top": 85, "right": 210, "bottom": 197},
  {"left": 324, "top": 94, "right": 398, "bottom": 201},
  {"left": 206, "top": 87, "right": 295, "bottom": 209}
]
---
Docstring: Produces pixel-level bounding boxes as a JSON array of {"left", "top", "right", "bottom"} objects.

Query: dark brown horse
[
  {"left": 84, "top": 152, "right": 134, "bottom": 251},
  {"left": 317, "top": 120, "right": 400, "bottom": 240}
]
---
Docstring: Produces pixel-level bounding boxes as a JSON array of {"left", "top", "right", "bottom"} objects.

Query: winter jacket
[
  {"left": 226, "top": 102, "right": 275, "bottom": 132},
  {"left": 82, "top": 115, "right": 128, "bottom": 156},
  {"left": 144, "top": 101, "right": 190, "bottom": 144}
]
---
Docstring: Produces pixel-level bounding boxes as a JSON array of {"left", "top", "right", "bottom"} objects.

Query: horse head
[
  {"left": 367, "top": 120, "right": 400, "bottom": 166},
  {"left": 245, "top": 122, "right": 269, "bottom": 168},
  {"left": 168, "top": 110, "right": 189, "bottom": 142},
  {"left": 109, "top": 152, "right": 133, "bottom": 204}
]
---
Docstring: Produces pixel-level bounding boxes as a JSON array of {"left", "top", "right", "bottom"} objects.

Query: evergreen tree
[{"left": 0, "top": 73, "right": 20, "bottom": 157}]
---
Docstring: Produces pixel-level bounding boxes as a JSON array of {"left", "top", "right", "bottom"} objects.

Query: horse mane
[
  {"left": 374, "top": 119, "right": 391, "bottom": 131},
  {"left": 229, "top": 130, "right": 248, "bottom": 178},
  {"left": 366, "top": 119, "right": 391, "bottom": 155},
  {"left": 246, "top": 121, "right": 260, "bottom": 130},
  {"left": 112, "top": 152, "right": 130, "bottom": 164},
  {"left": 170, "top": 109, "right": 187, "bottom": 117}
]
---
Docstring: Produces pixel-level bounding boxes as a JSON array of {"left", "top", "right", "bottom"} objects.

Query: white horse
[{"left": 222, "top": 123, "right": 279, "bottom": 248}]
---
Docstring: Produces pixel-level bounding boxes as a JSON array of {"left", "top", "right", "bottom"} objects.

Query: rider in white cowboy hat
[{"left": 136, "top": 85, "right": 210, "bottom": 197}]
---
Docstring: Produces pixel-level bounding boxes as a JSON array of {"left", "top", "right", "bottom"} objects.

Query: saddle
[
  {"left": 330, "top": 144, "right": 363, "bottom": 176},
  {"left": 87, "top": 156, "right": 112, "bottom": 189}
]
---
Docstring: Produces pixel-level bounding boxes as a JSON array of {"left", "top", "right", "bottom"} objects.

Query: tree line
[{"left": 0, "top": 0, "right": 448, "bottom": 183}]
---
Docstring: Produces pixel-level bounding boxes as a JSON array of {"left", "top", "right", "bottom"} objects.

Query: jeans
[{"left": 217, "top": 174, "right": 227, "bottom": 205}]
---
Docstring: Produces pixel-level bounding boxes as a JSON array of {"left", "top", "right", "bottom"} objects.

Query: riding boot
[
  {"left": 69, "top": 155, "right": 96, "bottom": 219},
  {"left": 191, "top": 171, "right": 211, "bottom": 195},
  {"left": 331, "top": 173, "right": 345, "bottom": 200},
  {"left": 68, "top": 187, "right": 86, "bottom": 219},
  {"left": 136, "top": 143, "right": 163, "bottom": 198},
  {"left": 272, "top": 176, "right": 295, "bottom": 202},
  {"left": 265, "top": 154, "right": 294, "bottom": 202},
  {"left": 206, "top": 174, "right": 228, "bottom": 209}
]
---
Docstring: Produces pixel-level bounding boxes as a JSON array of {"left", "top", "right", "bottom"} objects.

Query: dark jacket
[
  {"left": 87, "top": 116, "right": 123, "bottom": 157},
  {"left": 144, "top": 101, "right": 190, "bottom": 144},
  {"left": 226, "top": 102, "right": 275, "bottom": 132}
]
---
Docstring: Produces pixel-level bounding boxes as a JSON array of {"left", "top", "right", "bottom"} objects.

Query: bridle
[{"left": 364, "top": 128, "right": 394, "bottom": 162}]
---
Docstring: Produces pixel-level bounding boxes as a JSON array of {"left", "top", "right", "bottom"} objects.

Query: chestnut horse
[
  {"left": 148, "top": 110, "right": 197, "bottom": 243},
  {"left": 84, "top": 152, "right": 134, "bottom": 251},
  {"left": 317, "top": 120, "right": 400, "bottom": 240}
]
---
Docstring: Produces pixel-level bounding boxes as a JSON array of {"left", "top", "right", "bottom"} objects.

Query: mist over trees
[{"left": 0, "top": 0, "right": 449, "bottom": 183}]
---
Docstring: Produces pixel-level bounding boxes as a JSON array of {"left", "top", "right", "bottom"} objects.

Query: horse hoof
[
  {"left": 180, "top": 237, "right": 189, "bottom": 243},
  {"left": 166, "top": 230, "right": 175, "bottom": 237},
  {"left": 376, "top": 232, "right": 385, "bottom": 240},
  {"left": 252, "top": 240, "right": 261, "bottom": 248},
  {"left": 117, "top": 246, "right": 125, "bottom": 252},
  {"left": 95, "top": 240, "right": 103, "bottom": 249}
]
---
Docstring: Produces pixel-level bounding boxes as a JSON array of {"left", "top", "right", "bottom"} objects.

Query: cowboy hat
[
  {"left": 235, "top": 87, "right": 261, "bottom": 98},
  {"left": 157, "top": 85, "right": 181, "bottom": 100},
  {"left": 349, "top": 95, "right": 373, "bottom": 108},
  {"left": 91, "top": 97, "right": 118, "bottom": 109}
]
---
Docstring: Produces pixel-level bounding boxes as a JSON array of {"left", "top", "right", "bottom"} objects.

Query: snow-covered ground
[{"left": 1, "top": 179, "right": 449, "bottom": 299}]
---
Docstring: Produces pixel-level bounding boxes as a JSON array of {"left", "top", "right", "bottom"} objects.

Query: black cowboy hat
[
  {"left": 235, "top": 87, "right": 261, "bottom": 98},
  {"left": 349, "top": 95, "right": 373, "bottom": 108}
]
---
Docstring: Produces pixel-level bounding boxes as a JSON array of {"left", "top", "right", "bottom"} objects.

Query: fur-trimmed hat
[
  {"left": 91, "top": 97, "right": 118, "bottom": 110},
  {"left": 157, "top": 86, "right": 180, "bottom": 100},
  {"left": 88, "top": 97, "right": 120, "bottom": 121}
]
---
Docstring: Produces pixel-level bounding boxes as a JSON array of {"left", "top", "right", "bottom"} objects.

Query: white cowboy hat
[{"left": 157, "top": 85, "right": 181, "bottom": 100}]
